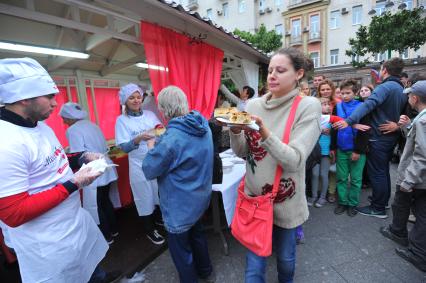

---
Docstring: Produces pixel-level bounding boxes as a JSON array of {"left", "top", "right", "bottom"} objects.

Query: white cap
[
  {"left": 118, "top": 83, "right": 141, "bottom": 105},
  {"left": 0, "top": 57, "right": 59, "bottom": 104},
  {"left": 59, "top": 102, "right": 87, "bottom": 120}
]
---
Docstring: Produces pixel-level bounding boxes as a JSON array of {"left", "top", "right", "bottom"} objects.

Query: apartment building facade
[
  {"left": 182, "top": 0, "right": 426, "bottom": 83},
  {"left": 183, "top": 0, "right": 287, "bottom": 38}
]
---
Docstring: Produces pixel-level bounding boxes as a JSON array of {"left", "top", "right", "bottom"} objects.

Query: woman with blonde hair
[{"left": 115, "top": 83, "right": 165, "bottom": 245}]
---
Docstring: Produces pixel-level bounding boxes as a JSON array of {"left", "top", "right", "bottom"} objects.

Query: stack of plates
[{"left": 222, "top": 160, "right": 234, "bottom": 174}]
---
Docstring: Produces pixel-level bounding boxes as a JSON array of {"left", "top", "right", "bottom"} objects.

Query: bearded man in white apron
[
  {"left": 115, "top": 83, "right": 165, "bottom": 245},
  {"left": 59, "top": 102, "right": 120, "bottom": 244},
  {"left": 0, "top": 58, "right": 120, "bottom": 283}
]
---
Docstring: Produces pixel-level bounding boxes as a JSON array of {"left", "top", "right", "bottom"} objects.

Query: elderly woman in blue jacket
[{"left": 142, "top": 86, "right": 214, "bottom": 283}]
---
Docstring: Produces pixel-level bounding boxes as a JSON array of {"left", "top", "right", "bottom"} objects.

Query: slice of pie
[
  {"left": 214, "top": 107, "right": 238, "bottom": 119},
  {"left": 229, "top": 111, "right": 252, "bottom": 124}
]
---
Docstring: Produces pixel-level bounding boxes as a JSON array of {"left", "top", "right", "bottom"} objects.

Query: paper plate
[{"left": 216, "top": 117, "right": 260, "bottom": 131}]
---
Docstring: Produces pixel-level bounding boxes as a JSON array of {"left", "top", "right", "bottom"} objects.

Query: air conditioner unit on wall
[
  {"left": 341, "top": 7, "right": 349, "bottom": 15},
  {"left": 217, "top": 10, "right": 223, "bottom": 15},
  {"left": 266, "top": 7, "right": 273, "bottom": 13}
]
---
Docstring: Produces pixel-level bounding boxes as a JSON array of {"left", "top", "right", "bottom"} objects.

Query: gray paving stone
[
  {"left": 372, "top": 250, "right": 426, "bottom": 283},
  {"left": 143, "top": 164, "right": 425, "bottom": 282},
  {"left": 294, "top": 267, "right": 346, "bottom": 283}
]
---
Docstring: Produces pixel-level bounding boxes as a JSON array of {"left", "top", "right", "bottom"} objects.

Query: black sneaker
[
  {"left": 367, "top": 196, "right": 390, "bottom": 209},
  {"left": 146, "top": 229, "right": 165, "bottom": 245},
  {"left": 103, "top": 270, "right": 122, "bottom": 283},
  {"left": 395, "top": 247, "right": 426, "bottom": 272},
  {"left": 200, "top": 270, "right": 216, "bottom": 283},
  {"left": 155, "top": 219, "right": 165, "bottom": 227},
  {"left": 379, "top": 226, "right": 408, "bottom": 246},
  {"left": 347, "top": 206, "right": 358, "bottom": 217},
  {"left": 334, "top": 204, "right": 347, "bottom": 215},
  {"left": 356, "top": 205, "right": 388, "bottom": 219}
]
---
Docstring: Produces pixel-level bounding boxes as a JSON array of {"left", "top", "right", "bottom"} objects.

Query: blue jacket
[
  {"left": 345, "top": 76, "right": 407, "bottom": 141},
  {"left": 142, "top": 111, "right": 213, "bottom": 233},
  {"left": 336, "top": 100, "right": 361, "bottom": 151}
]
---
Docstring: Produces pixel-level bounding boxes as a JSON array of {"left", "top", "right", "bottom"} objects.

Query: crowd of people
[{"left": 0, "top": 47, "right": 424, "bottom": 283}]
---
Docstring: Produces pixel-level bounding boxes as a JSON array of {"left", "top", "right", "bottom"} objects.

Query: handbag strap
[{"left": 271, "top": 95, "right": 302, "bottom": 197}]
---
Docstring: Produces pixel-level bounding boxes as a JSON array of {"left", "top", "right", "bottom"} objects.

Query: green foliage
[
  {"left": 347, "top": 7, "right": 426, "bottom": 68},
  {"left": 234, "top": 24, "right": 282, "bottom": 54}
]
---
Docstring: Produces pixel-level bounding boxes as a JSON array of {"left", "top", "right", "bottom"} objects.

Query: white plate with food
[{"left": 216, "top": 117, "right": 259, "bottom": 131}]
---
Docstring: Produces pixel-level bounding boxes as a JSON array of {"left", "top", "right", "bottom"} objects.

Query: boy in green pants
[{"left": 333, "top": 79, "right": 370, "bottom": 216}]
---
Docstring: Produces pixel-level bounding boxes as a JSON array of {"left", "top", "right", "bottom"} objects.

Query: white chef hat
[
  {"left": 0, "top": 57, "right": 59, "bottom": 104},
  {"left": 118, "top": 83, "right": 142, "bottom": 105},
  {"left": 59, "top": 102, "right": 87, "bottom": 120}
]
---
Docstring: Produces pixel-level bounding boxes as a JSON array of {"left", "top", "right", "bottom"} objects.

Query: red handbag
[{"left": 231, "top": 95, "right": 302, "bottom": 257}]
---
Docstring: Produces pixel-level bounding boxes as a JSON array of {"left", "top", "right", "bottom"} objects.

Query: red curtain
[
  {"left": 45, "top": 87, "right": 73, "bottom": 146},
  {"left": 46, "top": 87, "right": 120, "bottom": 146},
  {"left": 90, "top": 88, "right": 121, "bottom": 140},
  {"left": 141, "top": 21, "right": 224, "bottom": 118}
]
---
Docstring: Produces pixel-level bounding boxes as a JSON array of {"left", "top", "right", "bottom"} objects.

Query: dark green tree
[
  {"left": 346, "top": 7, "right": 426, "bottom": 68},
  {"left": 234, "top": 24, "right": 282, "bottom": 54}
]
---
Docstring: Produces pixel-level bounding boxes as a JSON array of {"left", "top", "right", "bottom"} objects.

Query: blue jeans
[
  {"left": 167, "top": 220, "right": 212, "bottom": 283},
  {"left": 367, "top": 139, "right": 396, "bottom": 211},
  {"left": 245, "top": 225, "right": 297, "bottom": 283}
]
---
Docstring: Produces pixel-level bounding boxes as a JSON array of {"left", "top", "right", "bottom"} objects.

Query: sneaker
[
  {"left": 200, "top": 270, "right": 216, "bottom": 283},
  {"left": 111, "top": 232, "right": 119, "bottom": 238},
  {"left": 347, "top": 206, "right": 358, "bottom": 217},
  {"left": 307, "top": 197, "right": 314, "bottom": 206},
  {"left": 155, "top": 219, "right": 165, "bottom": 227},
  {"left": 327, "top": 193, "right": 336, "bottom": 203},
  {"left": 395, "top": 247, "right": 426, "bottom": 272},
  {"left": 334, "top": 204, "right": 347, "bottom": 215},
  {"left": 356, "top": 205, "right": 388, "bottom": 219},
  {"left": 106, "top": 237, "right": 114, "bottom": 245},
  {"left": 315, "top": 198, "right": 326, "bottom": 208},
  {"left": 379, "top": 226, "right": 408, "bottom": 246},
  {"left": 146, "top": 230, "right": 165, "bottom": 245},
  {"left": 103, "top": 270, "right": 122, "bottom": 283},
  {"left": 367, "top": 196, "right": 391, "bottom": 209}
]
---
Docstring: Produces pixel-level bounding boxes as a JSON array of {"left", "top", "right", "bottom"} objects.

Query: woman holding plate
[
  {"left": 115, "top": 83, "right": 164, "bottom": 245},
  {"left": 230, "top": 47, "right": 322, "bottom": 282}
]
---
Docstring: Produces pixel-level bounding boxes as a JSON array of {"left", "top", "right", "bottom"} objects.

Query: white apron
[
  {"left": 0, "top": 121, "right": 108, "bottom": 283},
  {"left": 115, "top": 111, "right": 160, "bottom": 216},
  {"left": 67, "top": 120, "right": 120, "bottom": 224}
]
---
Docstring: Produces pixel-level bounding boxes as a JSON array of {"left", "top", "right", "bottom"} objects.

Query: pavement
[
  {"left": 2, "top": 164, "right": 426, "bottom": 283},
  {"left": 142, "top": 163, "right": 426, "bottom": 283}
]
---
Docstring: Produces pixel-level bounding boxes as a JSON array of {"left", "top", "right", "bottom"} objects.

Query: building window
[
  {"left": 238, "top": 0, "right": 246, "bottom": 13},
  {"left": 206, "top": 8, "right": 213, "bottom": 20},
  {"left": 223, "top": 2, "right": 229, "bottom": 18},
  {"left": 275, "top": 0, "right": 282, "bottom": 6},
  {"left": 401, "top": 48, "right": 409, "bottom": 59},
  {"left": 291, "top": 18, "right": 301, "bottom": 38},
  {"left": 352, "top": 5, "right": 362, "bottom": 25},
  {"left": 375, "top": 1, "right": 386, "bottom": 16},
  {"left": 310, "top": 14, "right": 320, "bottom": 38},
  {"left": 259, "top": 0, "right": 265, "bottom": 10},
  {"left": 310, "top": 52, "right": 320, "bottom": 68},
  {"left": 330, "top": 10, "right": 340, "bottom": 29},
  {"left": 275, "top": 24, "right": 284, "bottom": 36},
  {"left": 405, "top": 0, "right": 413, "bottom": 10},
  {"left": 330, "top": 49, "right": 339, "bottom": 65},
  {"left": 375, "top": 52, "right": 387, "bottom": 62}
]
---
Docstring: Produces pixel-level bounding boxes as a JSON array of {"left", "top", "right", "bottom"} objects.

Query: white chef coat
[
  {"left": 0, "top": 120, "right": 108, "bottom": 283},
  {"left": 115, "top": 110, "right": 160, "bottom": 216},
  {"left": 66, "top": 119, "right": 120, "bottom": 223}
]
